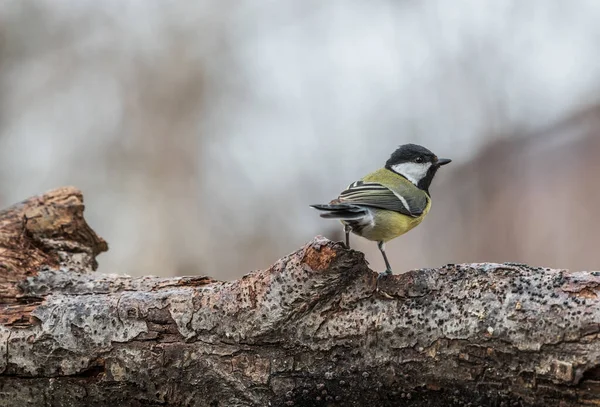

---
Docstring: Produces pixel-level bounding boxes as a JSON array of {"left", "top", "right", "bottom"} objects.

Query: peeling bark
[{"left": 0, "top": 188, "right": 599, "bottom": 406}]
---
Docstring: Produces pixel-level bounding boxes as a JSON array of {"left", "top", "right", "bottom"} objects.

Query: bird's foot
[
  {"left": 375, "top": 270, "right": 394, "bottom": 297},
  {"left": 375, "top": 269, "right": 393, "bottom": 293}
]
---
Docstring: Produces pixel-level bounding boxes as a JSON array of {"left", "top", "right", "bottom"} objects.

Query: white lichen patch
[
  {"left": 32, "top": 293, "right": 148, "bottom": 352},
  {"left": 165, "top": 289, "right": 196, "bottom": 339}
]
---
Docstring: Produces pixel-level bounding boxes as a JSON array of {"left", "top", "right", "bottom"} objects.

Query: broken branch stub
[{"left": 0, "top": 187, "right": 599, "bottom": 406}]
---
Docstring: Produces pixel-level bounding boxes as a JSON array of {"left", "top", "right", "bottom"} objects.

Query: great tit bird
[{"left": 310, "top": 144, "right": 451, "bottom": 276}]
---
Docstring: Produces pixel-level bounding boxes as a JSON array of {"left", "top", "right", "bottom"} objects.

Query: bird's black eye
[{"left": 415, "top": 156, "right": 424, "bottom": 163}]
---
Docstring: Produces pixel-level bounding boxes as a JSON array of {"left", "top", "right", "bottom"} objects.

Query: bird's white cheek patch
[{"left": 391, "top": 162, "right": 432, "bottom": 185}]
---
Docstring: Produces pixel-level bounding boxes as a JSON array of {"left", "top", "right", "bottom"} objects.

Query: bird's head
[{"left": 385, "top": 143, "right": 451, "bottom": 192}]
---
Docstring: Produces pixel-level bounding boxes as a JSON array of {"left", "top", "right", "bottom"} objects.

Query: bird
[{"left": 310, "top": 143, "right": 451, "bottom": 276}]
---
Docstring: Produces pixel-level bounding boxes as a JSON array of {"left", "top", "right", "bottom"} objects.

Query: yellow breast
[
  {"left": 357, "top": 168, "right": 431, "bottom": 242},
  {"left": 341, "top": 167, "right": 432, "bottom": 242},
  {"left": 359, "top": 201, "right": 431, "bottom": 242}
]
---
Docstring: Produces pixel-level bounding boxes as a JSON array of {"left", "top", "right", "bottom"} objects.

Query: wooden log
[{"left": 0, "top": 187, "right": 599, "bottom": 407}]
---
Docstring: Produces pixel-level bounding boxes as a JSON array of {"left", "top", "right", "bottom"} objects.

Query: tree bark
[{"left": 0, "top": 187, "right": 599, "bottom": 407}]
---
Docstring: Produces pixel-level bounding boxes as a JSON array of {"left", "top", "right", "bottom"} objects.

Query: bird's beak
[{"left": 437, "top": 158, "right": 452, "bottom": 166}]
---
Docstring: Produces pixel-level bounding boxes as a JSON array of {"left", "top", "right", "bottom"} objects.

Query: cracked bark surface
[{"left": 0, "top": 187, "right": 599, "bottom": 407}]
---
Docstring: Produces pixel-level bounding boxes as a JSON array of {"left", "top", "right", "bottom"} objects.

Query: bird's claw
[
  {"left": 376, "top": 269, "right": 393, "bottom": 291},
  {"left": 377, "top": 269, "right": 393, "bottom": 280},
  {"left": 375, "top": 269, "right": 393, "bottom": 295}
]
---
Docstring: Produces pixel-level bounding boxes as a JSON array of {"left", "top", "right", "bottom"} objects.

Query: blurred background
[{"left": 1, "top": 0, "right": 600, "bottom": 279}]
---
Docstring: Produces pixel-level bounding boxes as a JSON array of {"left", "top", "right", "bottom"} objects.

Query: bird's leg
[
  {"left": 344, "top": 224, "right": 351, "bottom": 249},
  {"left": 377, "top": 241, "right": 393, "bottom": 277}
]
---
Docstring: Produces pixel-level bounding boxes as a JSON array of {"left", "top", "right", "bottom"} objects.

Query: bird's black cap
[
  {"left": 385, "top": 144, "right": 437, "bottom": 166},
  {"left": 385, "top": 143, "right": 451, "bottom": 193}
]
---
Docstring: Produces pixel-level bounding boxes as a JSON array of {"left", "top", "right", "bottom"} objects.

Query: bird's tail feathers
[{"left": 310, "top": 203, "right": 367, "bottom": 220}]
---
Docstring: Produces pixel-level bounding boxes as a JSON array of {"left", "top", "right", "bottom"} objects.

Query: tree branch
[{"left": 0, "top": 187, "right": 598, "bottom": 406}]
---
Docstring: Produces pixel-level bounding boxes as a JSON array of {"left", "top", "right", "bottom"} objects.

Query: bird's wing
[{"left": 337, "top": 180, "right": 427, "bottom": 217}]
